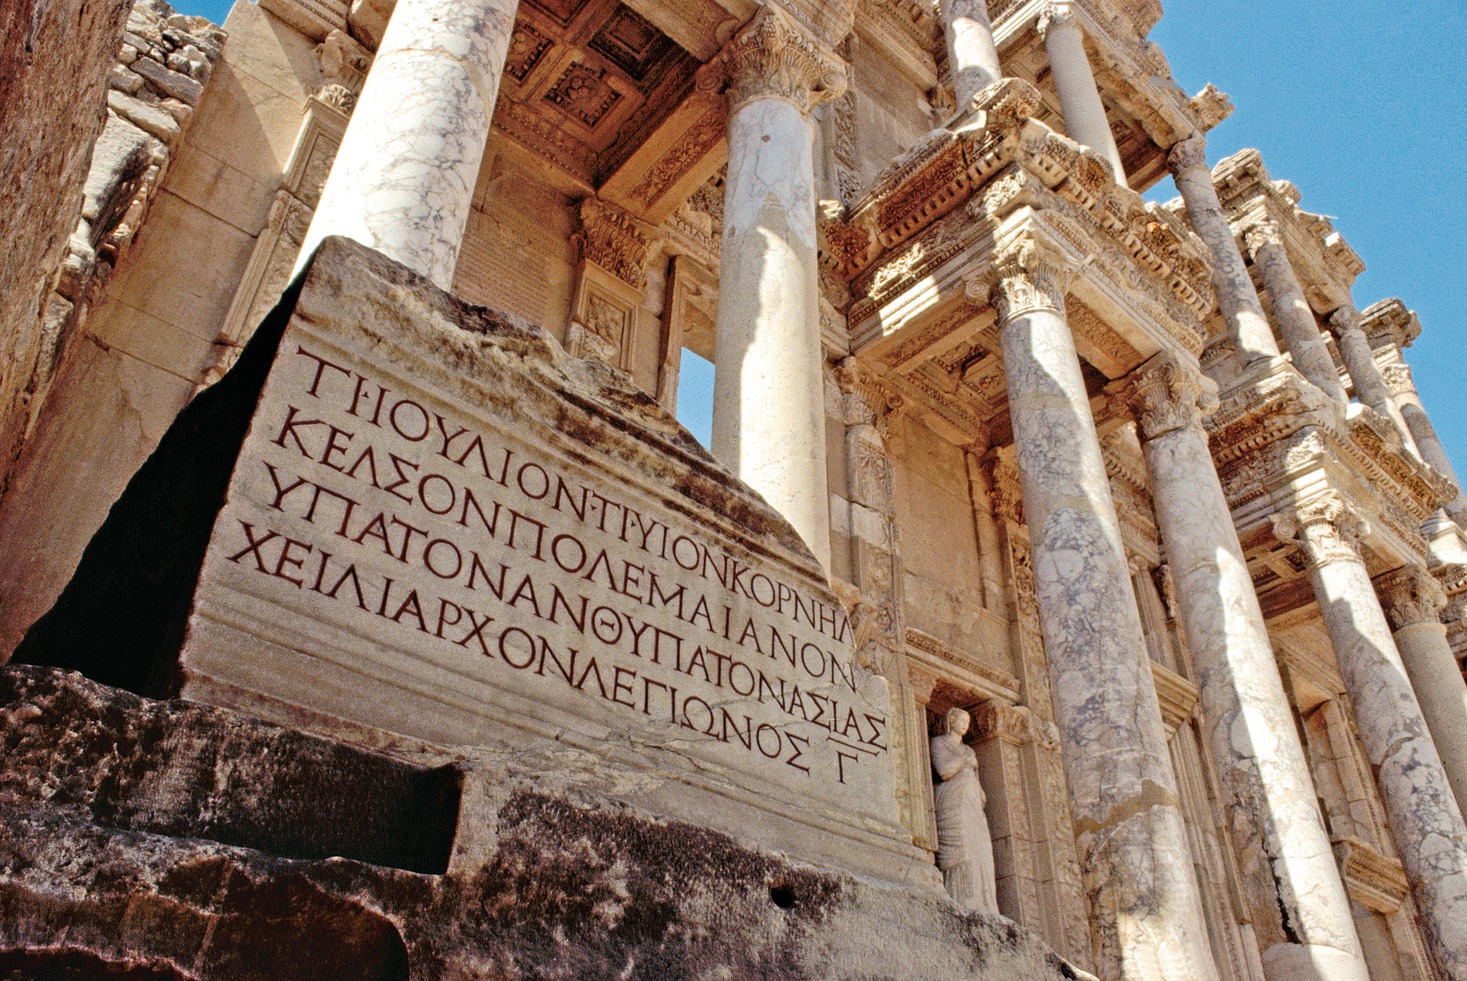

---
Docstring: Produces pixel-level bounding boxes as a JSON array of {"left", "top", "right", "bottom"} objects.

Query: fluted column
[
  {"left": 1125, "top": 355, "right": 1365, "bottom": 981},
  {"left": 1242, "top": 222, "right": 1347, "bottom": 403},
  {"left": 1327, "top": 306, "right": 1418, "bottom": 453},
  {"left": 985, "top": 241, "right": 1218, "bottom": 981},
  {"left": 710, "top": 6, "right": 845, "bottom": 570},
  {"left": 296, "top": 0, "right": 518, "bottom": 288},
  {"left": 1376, "top": 565, "right": 1467, "bottom": 812},
  {"left": 1168, "top": 137, "right": 1281, "bottom": 365},
  {"left": 939, "top": 0, "right": 1002, "bottom": 110},
  {"left": 1383, "top": 362, "right": 1467, "bottom": 526},
  {"left": 1038, "top": 3, "right": 1126, "bottom": 185},
  {"left": 1272, "top": 497, "right": 1467, "bottom": 980}
]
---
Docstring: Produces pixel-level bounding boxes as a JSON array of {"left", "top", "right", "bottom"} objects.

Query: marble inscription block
[{"left": 161, "top": 239, "right": 907, "bottom": 864}]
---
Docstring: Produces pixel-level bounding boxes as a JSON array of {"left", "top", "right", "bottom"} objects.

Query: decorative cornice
[
  {"left": 717, "top": 5, "right": 847, "bottom": 115},
  {"left": 1123, "top": 351, "right": 1218, "bottom": 441},
  {"left": 577, "top": 198, "right": 652, "bottom": 290},
  {"left": 1375, "top": 564, "right": 1448, "bottom": 631},
  {"left": 1270, "top": 493, "right": 1369, "bottom": 570},
  {"left": 1360, "top": 297, "right": 1421, "bottom": 350}
]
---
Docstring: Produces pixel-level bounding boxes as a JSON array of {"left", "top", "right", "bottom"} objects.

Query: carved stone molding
[
  {"left": 972, "top": 239, "right": 1072, "bottom": 323},
  {"left": 1335, "top": 836, "right": 1411, "bottom": 915},
  {"left": 718, "top": 5, "right": 847, "bottom": 115},
  {"left": 1123, "top": 352, "right": 1218, "bottom": 441},
  {"left": 577, "top": 198, "right": 652, "bottom": 290},
  {"left": 1375, "top": 565, "right": 1448, "bottom": 631},
  {"left": 1270, "top": 493, "right": 1370, "bottom": 570}
]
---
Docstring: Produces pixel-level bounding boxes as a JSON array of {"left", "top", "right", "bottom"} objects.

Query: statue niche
[{"left": 930, "top": 706, "right": 998, "bottom": 912}]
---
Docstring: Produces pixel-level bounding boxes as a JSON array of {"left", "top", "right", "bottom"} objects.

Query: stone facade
[{"left": 1, "top": 0, "right": 1465, "bottom": 978}]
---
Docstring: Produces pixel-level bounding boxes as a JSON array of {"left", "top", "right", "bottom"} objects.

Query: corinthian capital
[
  {"left": 1270, "top": 493, "right": 1369, "bottom": 569},
  {"left": 973, "top": 238, "right": 1072, "bottom": 323},
  {"left": 1037, "top": 1, "right": 1078, "bottom": 36},
  {"left": 1243, "top": 220, "right": 1285, "bottom": 261},
  {"left": 1124, "top": 352, "right": 1219, "bottom": 441},
  {"left": 1327, "top": 305, "right": 1363, "bottom": 340},
  {"left": 718, "top": 6, "right": 847, "bottom": 115},
  {"left": 1167, "top": 134, "right": 1210, "bottom": 175},
  {"left": 1375, "top": 564, "right": 1448, "bottom": 631}
]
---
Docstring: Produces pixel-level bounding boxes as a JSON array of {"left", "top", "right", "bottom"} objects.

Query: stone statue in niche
[{"left": 930, "top": 707, "right": 998, "bottom": 912}]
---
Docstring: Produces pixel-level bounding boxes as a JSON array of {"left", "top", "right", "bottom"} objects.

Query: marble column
[
  {"left": 1376, "top": 565, "right": 1467, "bottom": 812},
  {"left": 1126, "top": 356, "right": 1367, "bottom": 973},
  {"left": 1384, "top": 363, "right": 1467, "bottom": 527},
  {"left": 1168, "top": 137, "right": 1281, "bottom": 366},
  {"left": 1125, "top": 354, "right": 1366, "bottom": 981},
  {"left": 939, "top": 0, "right": 1002, "bottom": 111},
  {"left": 710, "top": 6, "right": 844, "bottom": 570},
  {"left": 986, "top": 240, "right": 1219, "bottom": 980},
  {"left": 1326, "top": 306, "right": 1418, "bottom": 453},
  {"left": 1242, "top": 222, "right": 1348, "bottom": 403},
  {"left": 296, "top": 0, "right": 518, "bottom": 289},
  {"left": 1272, "top": 497, "right": 1467, "bottom": 980},
  {"left": 1039, "top": 3, "right": 1126, "bottom": 186}
]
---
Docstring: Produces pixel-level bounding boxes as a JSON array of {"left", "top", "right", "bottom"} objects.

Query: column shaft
[
  {"left": 298, "top": 0, "right": 518, "bottom": 289},
  {"left": 1328, "top": 307, "right": 1418, "bottom": 453},
  {"left": 1040, "top": 4, "right": 1125, "bottom": 186},
  {"left": 989, "top": 245, "right": 1218, "bottom": 981},
  {"left": 1168, "top": 138, "right": 1281, "bottom": 365},
  {"left": 1378, "top": 567, "right": 1467, "bottom": 812},
  {"left": 1275, "top": 499, "right": 1467, "bottom": 980},
  {"left": 940, "top": 0, "right": 1002, "bottom": 110},
  {"left": 710, "top": 7, "right": 843, "bottom": 570},
  {"left": 1129, "top": 357, "right": 1365, "bottom": 981},
  {"left": 1392, "top": 375, "right": 1467, "bottom": 525},
  {"left": 1244, "top": 226, "right": 1347, "bottom": 402}
]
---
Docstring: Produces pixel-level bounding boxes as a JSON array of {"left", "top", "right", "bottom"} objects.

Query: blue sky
[{"left": 173, "top": 0, "right": 1464, "bottom": 467}]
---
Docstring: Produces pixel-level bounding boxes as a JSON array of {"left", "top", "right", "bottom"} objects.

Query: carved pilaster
[
  {"left": 578, "top": 198, "right": 652, "bottom": 290},
  {"left": 973, "top": 239, "right": 1072, "bottom": 323},
  {"left": 315, "top": 29, "right": 371, "bottom": 114},
  {"left": 1124, "top": 352, "right": 1218, "bottom": 441},
  {"left": 1375, "top": 564, "right": 1449, "bottom": 631},
  {"left": 718, "top": 5, "right": 847, "bottom": 116},
  {"left": 1270, "top": 493, "right": 1370, "bottom": 570}
]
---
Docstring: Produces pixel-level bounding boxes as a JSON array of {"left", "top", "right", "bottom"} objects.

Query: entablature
[
  {"left": 1213, "top": 149, "right": 1366, "bottom": 313},
  {"left": 985, "top": 0, "right": 1223, "bottom": 189},
  {"left": 1361, "top": 297, "right": 1422, "bottom": 352}
]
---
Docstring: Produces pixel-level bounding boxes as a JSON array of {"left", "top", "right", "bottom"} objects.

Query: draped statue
[{"left": 930, "top": 707, "right": 998, "bottom": 912}]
